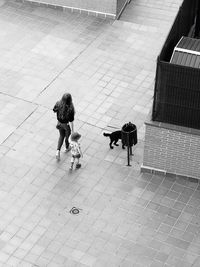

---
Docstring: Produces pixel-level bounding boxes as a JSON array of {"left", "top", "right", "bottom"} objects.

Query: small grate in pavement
[{"left": 69, "top": 207, "right": 82, "bottom": 215}]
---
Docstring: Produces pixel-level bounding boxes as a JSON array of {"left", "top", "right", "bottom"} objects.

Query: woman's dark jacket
[{"left": 53, "top": 101, "right": 74, "bottom": 124}]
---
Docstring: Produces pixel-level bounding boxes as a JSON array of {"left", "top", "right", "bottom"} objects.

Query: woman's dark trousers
[{"left": 57, "top": 124, "right": 71, "bottom": 151}]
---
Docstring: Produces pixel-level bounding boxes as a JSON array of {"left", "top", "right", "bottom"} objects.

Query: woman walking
[{"left": 53, "top": 93, "right": 75, "bottom": 160}]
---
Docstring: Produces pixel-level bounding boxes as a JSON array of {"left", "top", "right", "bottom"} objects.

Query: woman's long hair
[{"left": 58, "top": 93, "right": 75, "bottom": 120}]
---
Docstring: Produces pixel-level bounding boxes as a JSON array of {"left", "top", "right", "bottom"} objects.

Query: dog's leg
[
  {"left": 110, "top": 141, "right": 114, "bottom": 149},
  {"left": 114, "top": 141, "right": 119, "bottom": 146}
]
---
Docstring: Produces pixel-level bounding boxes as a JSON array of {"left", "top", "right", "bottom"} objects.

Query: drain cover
[{"left": 69, "top": 207, "right": 81, "bottom": 215}]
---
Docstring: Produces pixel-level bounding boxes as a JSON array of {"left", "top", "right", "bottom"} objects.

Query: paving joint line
[
  {"left": 1, "top": 105, "right": 38, "bottom": 146},
  {"left": 36, "top": 20, "right": 114, "bottom": 98},
  {"left": 0, "top": 92, "right": 106, "bottom": 130}
]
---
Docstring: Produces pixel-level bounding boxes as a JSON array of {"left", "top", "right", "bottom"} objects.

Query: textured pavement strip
[{"left": 0, "top": 0, "right": 200, "bottom": 266}]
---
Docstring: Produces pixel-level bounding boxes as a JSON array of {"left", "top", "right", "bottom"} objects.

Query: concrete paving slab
[{"left": 0, "top": 0, "right": 200, "bottom": 267}]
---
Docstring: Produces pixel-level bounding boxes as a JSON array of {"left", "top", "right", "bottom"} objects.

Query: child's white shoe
[{"left": 69, "top": 163, "right": 73, "bottom": 171}]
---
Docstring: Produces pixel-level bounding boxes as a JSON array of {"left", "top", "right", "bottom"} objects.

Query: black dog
[{"left": 103, "top": 131, "right": 125, "bottom": 149}]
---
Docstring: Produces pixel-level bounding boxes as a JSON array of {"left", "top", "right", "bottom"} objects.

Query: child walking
[{"left": 69, "top": 132, "right": 83, "bottom": 170}]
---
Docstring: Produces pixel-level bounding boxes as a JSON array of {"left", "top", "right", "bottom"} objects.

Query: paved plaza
[{"left": 1, "top": 0, "right": 200, "bottom": 266}]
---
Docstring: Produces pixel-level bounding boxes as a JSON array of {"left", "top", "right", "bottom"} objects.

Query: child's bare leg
[
  {"left": 76, "top": 156, "right": 81, "bottom": 169},
  {"left": 70, "top": 156, "right": 75, "bottom": 170}
]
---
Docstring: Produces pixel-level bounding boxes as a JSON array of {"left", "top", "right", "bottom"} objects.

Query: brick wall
[
  {"left": 23, "top": 0, "right": 118, "bottom": 18},
  {"left": 142, "top": 121, "right": 200, "bottom": 179}
]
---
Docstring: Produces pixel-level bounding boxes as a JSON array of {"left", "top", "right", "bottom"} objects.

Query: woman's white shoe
[{"left": 56, "top": 150, "right": 60, "bottom": 160}]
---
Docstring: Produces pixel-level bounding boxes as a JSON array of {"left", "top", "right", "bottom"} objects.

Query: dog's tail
[{"left": 103, "top": 132, "right": 111, "bottom": 137}]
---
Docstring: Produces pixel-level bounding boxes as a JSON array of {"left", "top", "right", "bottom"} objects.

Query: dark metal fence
[
  {"left": 153, "top": 62, "right": 200, "bottom": 128},
  {"left": 159, "top": 0, "right": 197, "bottom": 62},
  {"left": 152, "top": 0, "right": 200, "bottom": 129}
]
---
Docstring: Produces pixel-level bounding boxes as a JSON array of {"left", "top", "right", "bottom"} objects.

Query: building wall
[
  {"left": 23, "top": 0, "right": 118, "bottom": 17},
  {"left": 117, "top": 0, "right": 127, "bottom": 17},
  {"left": 142, "top": 121, "right": 200, "bottom": 179}
]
